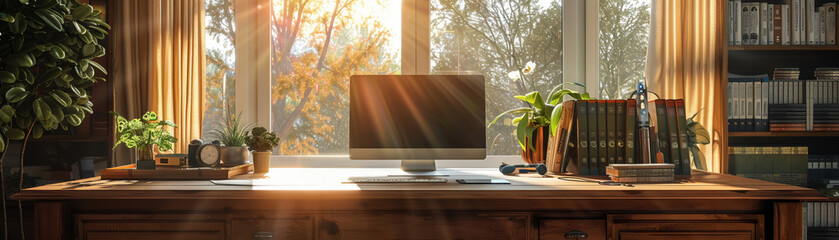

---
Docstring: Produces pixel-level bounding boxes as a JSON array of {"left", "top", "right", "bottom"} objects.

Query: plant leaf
[
  {"left": 549, "top": 105, "right": 563, "bottom": 136},
  {"left": 0, "top": 12, "right": 14, "bottom": 23},
  {"left": 689, "top": 145, "right": 706, "bottom": 170},
  {"left": 516, "top": 112, "right": 529, "bottom": 150},
  {"left": 488, "top": 107, "right": 532, "bottom": 127}
]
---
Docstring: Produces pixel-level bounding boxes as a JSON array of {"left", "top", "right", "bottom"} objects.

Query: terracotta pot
[
  {"left": 252, "top": 151, "right": 271, "bottom": 173},
  {"left": 520, "top": 126, "right": 550, "bottom": 164}
]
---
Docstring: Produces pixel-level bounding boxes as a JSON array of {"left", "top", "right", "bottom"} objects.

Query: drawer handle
[
  {"left": 253, "top": 231, "right": 274, "bottom": 240},
  {"left": 565, "top": 230, "right": 588, "bottom": 240}
]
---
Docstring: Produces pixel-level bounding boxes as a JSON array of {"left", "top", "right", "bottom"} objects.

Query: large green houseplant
[
  {"left": 1, "top": 0, "right": 109, "bottom": 237},
  {"left": 488, "top": 62, "right": 594, "bottom": 164}
]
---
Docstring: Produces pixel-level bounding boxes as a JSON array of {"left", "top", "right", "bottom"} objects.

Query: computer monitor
[{"left": 349, "top": 75, "right": 486, "bottom": 171}]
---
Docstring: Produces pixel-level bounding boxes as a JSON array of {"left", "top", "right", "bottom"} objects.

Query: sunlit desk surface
[{"left": 13, "top": 168, "right": 825, "bottom": 201}]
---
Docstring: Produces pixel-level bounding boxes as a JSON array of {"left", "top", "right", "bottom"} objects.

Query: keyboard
[{"left": 346, "top": 177, "right": 448, "bottom": 183}]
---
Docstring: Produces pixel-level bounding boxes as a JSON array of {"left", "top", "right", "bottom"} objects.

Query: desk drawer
[
  {"left": 231, "top": 216, "right": 312, "bottom": 240},
  {"left": 77, "top": 214, "right": 226, "bottom": 240},
  {"left": 540, "top": 219, "right": 606, "bottom": 240},
  {"left": 608, "top": 214, "right": 764, "bottom": 240},
  {"left": 318, "top": 214, "right": 527, "bottom": 240}
]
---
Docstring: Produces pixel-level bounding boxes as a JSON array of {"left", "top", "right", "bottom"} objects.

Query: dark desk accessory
[
  {"left": 499, "top": 163, "right": 547, "bottom": 175},
  {"left": 188, "top": 139, "right": 203, "bottom": 166},
  {"left": 627, "top": 80, "right": 660, "bottom": 164}
]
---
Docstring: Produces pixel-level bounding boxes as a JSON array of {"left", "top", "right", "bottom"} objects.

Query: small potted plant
[
  {"left": 488, "top": 62, "right": 594, "bottom": 164},
  {"left": 210, "top": 111, "right": 252, "bottom": 166},
  {"left": 245, "top": 127, "right": 279, "bottom": 173},
  {"left": 111, "top": 111, "right": 178, "bottom": 169}
]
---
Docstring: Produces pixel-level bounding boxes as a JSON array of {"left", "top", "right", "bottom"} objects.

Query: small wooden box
[{"left": 100, "top": 164, "right": 253, "bottom": 180}]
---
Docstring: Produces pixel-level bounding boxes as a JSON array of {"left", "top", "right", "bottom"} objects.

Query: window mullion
[{"left": 563, "top": 0, "right": 593, "bottom": 97}]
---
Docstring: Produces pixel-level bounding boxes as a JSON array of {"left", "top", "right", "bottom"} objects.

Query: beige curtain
[
  {"left": 645, "top": 0, "right": 725, "bottom": 172},
  {"left": 112, "top": 0, "right": 206, "bottom": 166}
]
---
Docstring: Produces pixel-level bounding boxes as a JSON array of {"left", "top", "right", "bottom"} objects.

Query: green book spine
[
  {"left": 666, "top": 100, "right": 681, "bottom": 175},
  {"left": 607, "top": 101, "right": 617, "bottom": 167},
  {"left": 729, "top": 147, "right": 738, "bottom": 175},
  {"left": 743, "top": 147, "right": 756, "bottom": 179},
  {"left": 675, "top": 100, "right": 692, "bottom": 175},
  {"left": 616, "top": 100, "right": 626, "bottom": 164},
  {"left": 576, "top": 101, "right": 589, "bottom": 175},
  {"left": 654, "top": 100, "right": 670, "bottom": 164},
  {"left": 587, "top": 101, "right": 599, "bottom": 176},
  {"left": 597, "top": 100, "right": 608, "bottom": 175},
  {"left": 626, "top": 100, "right": 637, "bottom": 164}
]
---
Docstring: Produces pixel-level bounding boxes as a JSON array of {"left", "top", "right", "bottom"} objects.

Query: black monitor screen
[{"left": 350, "top": 75, "right": 485, "bottom": 149}]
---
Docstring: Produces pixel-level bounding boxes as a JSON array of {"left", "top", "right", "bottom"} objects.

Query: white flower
[
  {"left": 522, "top": 61, "right": 535, "bottom": 75},
  {"left": 507, "top": 71, "right": 521, "bottom": 81}
]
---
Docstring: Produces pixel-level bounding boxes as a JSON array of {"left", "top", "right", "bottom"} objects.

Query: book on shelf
[
  {"left": 828, "top": 3, "right": 837, "bottom": 45},
  {"left": 805, "top": 201, "right": 839, "bottom": 229},
  {"left": 807, "top": 0, "right": 815, "bottom": 45},
  {"left": 809, "top": 154, "right": 839, "bottom": 188},
  {"left": 731, "top": 1, "right": 838, "bottom": 46},
  {"left": 728, "top": 69, "right": 839, "bottom": 132},
  {"left": 783, "top": 4, "right": 791, "bottom": 45},
  {"left": 760, "top": 2, "right": 769, "bottom": 45},
  {"left": 728, "top": 146, "right": 808, "bottom": 187}
]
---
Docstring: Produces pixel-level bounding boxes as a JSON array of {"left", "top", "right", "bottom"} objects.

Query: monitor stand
[{"left": 401, "top": 160, "right": 436, "bottom": 172}]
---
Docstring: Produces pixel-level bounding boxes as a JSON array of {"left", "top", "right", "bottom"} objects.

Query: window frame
[{"left": 229, "top": 0, "right": 604, "bottom": 163}]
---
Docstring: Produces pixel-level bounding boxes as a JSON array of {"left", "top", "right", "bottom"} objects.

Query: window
[
  {"left": 214, "top": 0, "right": 651, "bottom": 157},
  {"left": 204, "top": 0, "right": 237, "bottom": 138},
  {"left": 269, "top": 0, "right": 402, "bottom": 155},
  {"left": 597, "top": 0, "right": 651, "bottom": 99},
  {"left": 430, "top": 0, "right": 563, "bottom": 155}
]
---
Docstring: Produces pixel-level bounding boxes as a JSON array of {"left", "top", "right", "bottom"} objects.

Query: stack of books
[
  {"left": 769, "top": 104, "right": 807, "bottom": 131},
  {"left": 728, "top": 146, "right": 808, "bottom": 187},
  {"left": 773, "top": 68, "right": 800, "bottom": 80},
  {"left": 815, "top": 68, "right": 839, "bottom": 80},
  {"left": 606, "top": 163, "right": 675, "bottom": 183},
  {"left": 728, "top": 1, "right": 838, "bottom": 46}
]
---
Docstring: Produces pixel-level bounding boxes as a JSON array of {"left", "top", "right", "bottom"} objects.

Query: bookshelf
[
  {"left": 721, "top": 0, "right": 839, "bottom": 169},
  {"left": 722, "top": 1, "right": 839, "bottom": 235},
  {"left": 728, "top": 45, "right": 839, "bottom": 50},
  {"left": 728, "top": 131, "right": 839, "bottom": 137}
]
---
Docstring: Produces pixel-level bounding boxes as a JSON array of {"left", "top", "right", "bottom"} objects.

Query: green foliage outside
[{"left": 203, "top": 0, "right": 650, "bottom": 155}]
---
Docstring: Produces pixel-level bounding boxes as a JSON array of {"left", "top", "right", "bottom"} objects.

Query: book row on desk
[
  {"left": 805, "top": 202, "right": 839, "bottom": 229},
  {"left": 728, "top": 146, "right": 809, "bottom": 187},
  {"left": 728, "top": 72, "right": 839, "bottom": 132},
  {"left": 547, "top": 100, "right": 692, "bottom": 176},
  {"left": 728, "top": 0, "right": 837, "bottom": 45}
]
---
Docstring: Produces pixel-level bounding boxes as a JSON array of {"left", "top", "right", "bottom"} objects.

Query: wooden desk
[{"left": 13, "top": 168, "right": 826, "bottom": 240}]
